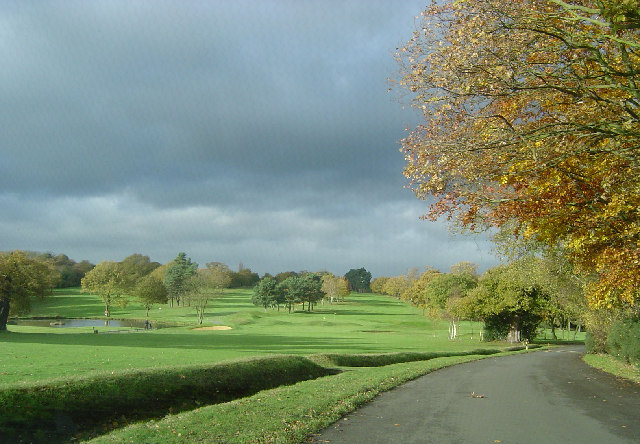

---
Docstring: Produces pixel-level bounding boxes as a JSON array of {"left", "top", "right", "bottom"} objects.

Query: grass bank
[
  {"left": 0, "top": 355, "right": 335, "bottom": 443},
  {"left": 0, "top": 348, "right": 533, "bottom": 443},
  {"left": 89, "top": 350, "right": 531, "bottom": 444},
  {"left": 583, "top": 354, "right": 640, "bottom": 384}
]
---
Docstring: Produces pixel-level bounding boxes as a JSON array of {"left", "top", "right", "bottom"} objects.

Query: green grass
[
  {"left": 583, "top": 354, "right": 640, "bottom": 384},
  {"left": 2, "top": 289, "right": 497, "bottom": 386},
  {"left": 1, "top": 288, "right": 533, "bottom": 443},
  {"left": 88, "top": 354, "right": 500, "bottom": 444},
  {"left": 0, "top": 355, "right": 337, "bottom": 443}
]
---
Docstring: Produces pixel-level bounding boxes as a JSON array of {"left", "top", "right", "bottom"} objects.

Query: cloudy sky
[{"left": 1, "top": 0, "right": 499, "bottom": 277}]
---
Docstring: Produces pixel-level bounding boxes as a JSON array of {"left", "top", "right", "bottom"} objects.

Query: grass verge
[{"left": 583, "top": 354, "right": 640, "bottom": 384}]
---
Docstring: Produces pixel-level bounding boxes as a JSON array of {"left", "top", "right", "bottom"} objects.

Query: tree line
[
  {"left": 373, "top": 258, "right": 587, "bottom": 343},
  {"left": 252, "top": 272, "right": 350, "bottom": 313},
  {"left": 0, "top": 249, "right": 375, "bottom": 330},
  {"left": 251, "top": 267, "right": 372, "bottom": 313}
]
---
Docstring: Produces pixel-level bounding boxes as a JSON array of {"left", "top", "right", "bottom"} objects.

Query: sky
[{"left": 1, "top": 0, "right": 500, "bottom": 277}]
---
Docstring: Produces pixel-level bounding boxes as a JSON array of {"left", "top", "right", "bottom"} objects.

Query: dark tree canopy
[{"left": 344, "top": 268, "right": 372, "bottom": 293}]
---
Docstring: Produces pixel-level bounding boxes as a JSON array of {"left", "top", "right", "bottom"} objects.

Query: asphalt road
[{"left": 310, "top": 347, "right": 640, "bottom": 443}]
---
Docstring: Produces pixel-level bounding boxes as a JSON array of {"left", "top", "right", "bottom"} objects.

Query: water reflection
[{"left": 8, "top": 319, "right": 174, "bottom": 329}]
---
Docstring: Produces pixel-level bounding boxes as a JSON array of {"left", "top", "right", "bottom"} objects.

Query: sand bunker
[{"left": 193, "top": 325, "right": 232, "bottom": 331}]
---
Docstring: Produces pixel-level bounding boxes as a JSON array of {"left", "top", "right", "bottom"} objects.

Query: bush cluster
[{"left": 606, "top": 317, "right": 640, "bottom": 367}]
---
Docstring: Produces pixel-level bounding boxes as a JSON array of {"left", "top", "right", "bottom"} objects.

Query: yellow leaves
[{"left": 396, "top": 0, "right": 640, "bottom": 308}]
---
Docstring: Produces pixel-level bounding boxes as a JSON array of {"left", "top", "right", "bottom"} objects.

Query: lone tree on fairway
[
  {"left": 163, "top": 253, "right": 198, "bottom": 307},
  {"left": 81, "top": 261, "right": 129, "bottom": 317},
  {"left": 132, "top": 275, "right": 168, "bottom": 317},
  {"left": 0, "top": 251, "right": 57, "bottom": 331},
  {"left": 344, "top": 268, "right": 371, "bottom": 293},
  {"left": 184, "top": 263, "right": 231, "bottom": 324}
]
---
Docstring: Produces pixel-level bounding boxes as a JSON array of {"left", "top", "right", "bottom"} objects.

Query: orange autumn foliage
[{"left": 395, "top": 0, "right": 640, "bottom": 307}]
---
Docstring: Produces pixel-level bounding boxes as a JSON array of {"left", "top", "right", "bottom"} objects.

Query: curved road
[{"left": 310, "top": 347, "right": 640, "bottom": 443}]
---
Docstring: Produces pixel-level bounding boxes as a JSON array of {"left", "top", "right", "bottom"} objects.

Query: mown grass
[
  {"left": 2, "top": 289, "right": 498, "bottom": 386},
  {"left": 88, "top": 348, "right": 538, "bottom": 444},
  {"left": 0, "top": 355, "right": 336, "bottom": 443},
  {"left": 583, "top": 354, "right": 640, "bottom": 384},
  {"left": 1, "top": 288, "right": 540, "bottom": 443}
]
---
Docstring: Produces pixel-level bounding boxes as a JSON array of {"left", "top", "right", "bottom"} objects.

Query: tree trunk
[
  {"left": 0, "top": 297, "right": 10, "bottom": 331},
  {"left": 449, "top": 320, "right": 457, "bottom": 340},
  {"left": 507, "top": 318, "right": 521, "bottom": 343}
]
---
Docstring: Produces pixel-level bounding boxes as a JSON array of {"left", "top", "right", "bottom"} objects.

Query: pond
[{"left": 7, "top": 319, "right": 175, "bottom": 329}]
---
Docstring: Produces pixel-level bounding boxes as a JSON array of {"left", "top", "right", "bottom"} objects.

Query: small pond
[{"left": 7, "top": 319, "right": 175, "bottom": 329}]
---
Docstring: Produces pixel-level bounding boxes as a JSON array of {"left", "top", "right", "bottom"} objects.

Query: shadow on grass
[
  {"left": 0, "top": 330, "right": 377, "bottom": 352},
  {"left": 532, "top": 338, "right": 585, "bottom": 345}
]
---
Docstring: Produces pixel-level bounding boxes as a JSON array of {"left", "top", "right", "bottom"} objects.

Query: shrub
[
  {"left": 606, "top": 318, "right": 640, "bottom": 367},
  {"left": 584, "top": 308, "right": 616, "bottom": 354}
]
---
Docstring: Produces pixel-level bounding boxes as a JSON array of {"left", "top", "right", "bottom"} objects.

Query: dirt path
[{"left": 310, "top": 346, "right": 640, "bottom": 443}]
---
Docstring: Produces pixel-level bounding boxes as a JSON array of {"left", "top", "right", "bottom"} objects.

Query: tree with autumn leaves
[{"left": 395, "top": 0, "right": 640, "bottom": 308}]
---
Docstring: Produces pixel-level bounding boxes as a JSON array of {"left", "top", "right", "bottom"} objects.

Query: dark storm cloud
[
  {"left": 0, "top": 0, "right": 499, "bottom": 275},
  {"left": 3, "top": 1, "right": 413, "bottom": 201}
]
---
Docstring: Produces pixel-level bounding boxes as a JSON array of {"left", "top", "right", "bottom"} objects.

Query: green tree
[
  {"left": 278, "top": 276, "right": 302, "bottom": 314},
  {"left": 184, "top": 265, "right": 231, "bottom": 325},
  {"left": 183, "top": 262, "right": 231, "bottom": 324},
  {"left": 382, "top": 275, "right": 411, "bottom": 299},
  {"left": 344, "top": 268, "right": 372, "bottom": 293},
  {"left": 229, "top": 267, "right": 260, "bottom": 288},
  {"left": 460, "top": 262, "right": 551, "bottom": 342},
  {"left": 30, "top": 252, "right": 94, "bottom": 288},
  {"left": 0, "top": 251, "right": 58, "bottom": 331},
  {"left": 81, "top": 261, "right": 129, "bottom": 317},
  {"left": 163, "top": 253, "right": 198, "bottom": 307},
  {"left": 274, "top": 271, "right": 298, "bottom": 283},
  {"left": 252, "top": 276, "right": 279, "bottom": 311},
  {"left": 422, "top": 272, "right": 478, "bottom": 340},
  {"left": 132, "top": 275, "right": 168, "bottom": 317},
  {"left": 119, "top": 254, "right": 160, "bottom": 289},
  {"left": 298, "top": 273, "right": 325, "bottom": 312},
  {"left": 397, "top": 267, "right": 440, "bottom": 308},
  {"left": 70, "top": 260, "right": 95, "bottom": 287}
]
